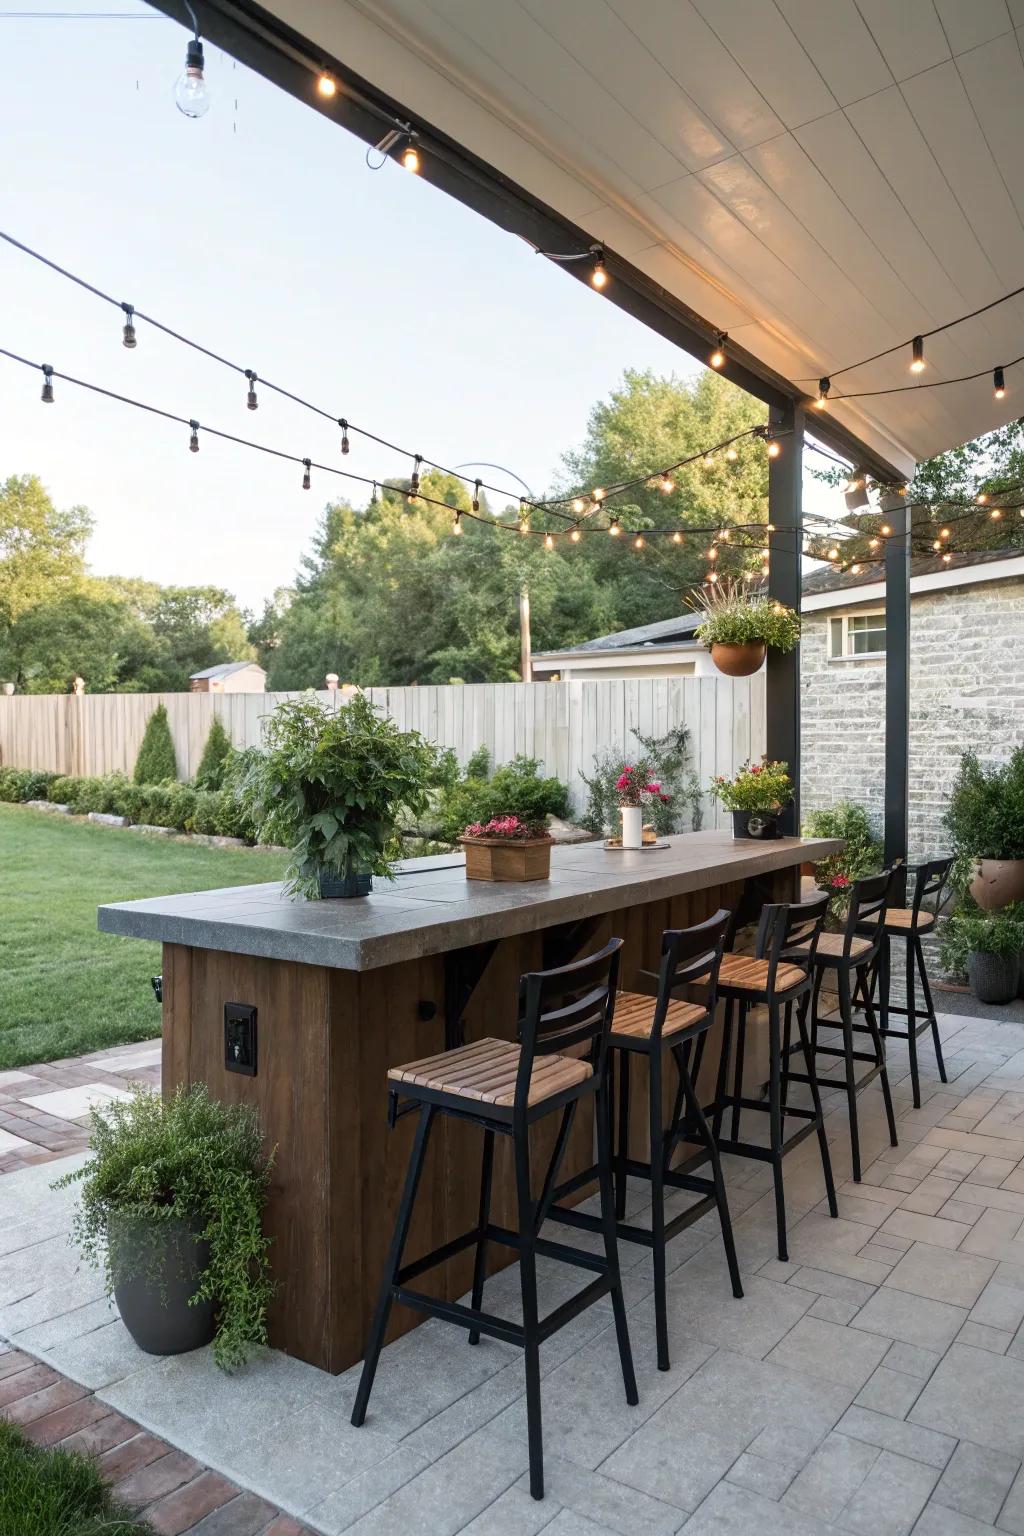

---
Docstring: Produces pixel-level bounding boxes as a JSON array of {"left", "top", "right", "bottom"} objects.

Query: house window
[{"left": 828, "top": 611, "right": 886, "bottom": 659}]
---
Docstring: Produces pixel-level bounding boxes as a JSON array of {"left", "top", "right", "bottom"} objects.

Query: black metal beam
[
  {"left": 766, "top": 402, "right": 804, "bottom": 828},
  {"left": 151, "top": 0, "right": 908, "bottom": 485},
  {"left": 883, "top": 493, "right": 911, "bottom": 894}
]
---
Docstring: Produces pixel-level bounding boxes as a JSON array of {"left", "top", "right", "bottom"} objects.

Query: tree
[
  {"left": 0, "top": 475, "right": 92, "bottom": 645},
  {"left": 0, "top": 586, "right": 127, "bottom": 693},
  {"left": 195, "top": 716, "right": 233, "bottom": 790},
  {"left": 133, "top": 704, "right": 178, "bottom": 784}
]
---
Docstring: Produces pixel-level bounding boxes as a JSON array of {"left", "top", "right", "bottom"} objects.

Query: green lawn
[
  {"left": 0, "top": 804, "right": 287, "bottom": 1070},
  {"left": 0, "top": 1417, "right": 152, "bottom": 1534}
]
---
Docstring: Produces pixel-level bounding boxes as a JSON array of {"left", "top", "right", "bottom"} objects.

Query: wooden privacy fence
[{"left": 0, "top": 676, "right": 766, "bottom": 820}]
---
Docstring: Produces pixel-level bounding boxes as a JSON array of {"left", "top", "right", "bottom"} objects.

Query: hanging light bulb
[
  {"left": 338, "top": 419, "right": 350, "bottom": 455},
  {"left": 709, "top": 332, "right": 727, "bottom": 369},
  {"left": 658, "top": 473, "right": 674, "bottom": 494},
  {"left": 880, "top": 522, "right": 892, "bottom": 537},
  {"left": 401, "top": 135, "right": 420, "bottom": 172},
  {"left": 590, "top": 249, "right": 608, "bottom": 290},
  {"left": 720, "top": 527, "right": 730, "bottom": 541},
  {"left": 707, "top": 545, "right": 718, "bottom": 561},
  {"left": 453, "top": 512, "right": 463, "bottom": 535},
  {"left": 940, "top": 527, "right": 950, "bottom": 539},
  {"left": 942, "top": 550, "right": 952, "bottom": 563},
  {"left": 408, "top": 454, "right": 421, "bottom": 502},
  {"left": 850, "top": 563, "right": 862, "bottom": 575},
  {"left": 174, "top": 8, "right": 210, "bottom": 120},
  {"left": 472, "top": 479, "right": 481, "bottom": 513},
  {"left": 977, "top": 492, "right": 989, "bottom": 504},
  {"left": 815, "top": 377, "right": 830, "bottom": 410},
  {"left": 990, "top": 506, "right": 1003, "bottom": 519},
  {"left": 672, "top": 531, "right": 683, "bottom": 544},
  {"left": 932, "top": 539, "right": 942, "bottom": 551},
  {"left": 544, "top": 532, "right": 555, "bottom": 550},
  {"left": 316, "top": 72, "right": 337, "bottom": 98},
  {"left": 571, "top": 497, "right": 585, "bottom": 514},
  {"left": 910, "top": 334, "right": 925, "bottom": 373},
  {"left": 245, "top": 370, "right": 258, "bottom": 410},
  {"left": 302, "top": 459, "right": 312, "bottom": 490},
  {"left": 766, "top": 437, "right": 781, "bottom": 458},
  {"left": 518, "top": 518, "right": 530, "bottom": 536},
  {"left": 994, "top": 366, "right": 1006, "bottom": 400},
  {"left": 828, "top": 546, "right": 840, "bottom": 561},
  {"left": 40, "top": 364, "right": 54, "bottom": 404},
  {"left": 570, "top": 526, "right": 581, "bottom": 543},
  {"left": 592, "top": 486, "right": 605, "bottom": 501},
  {"left": 869, "top": 537, "right": 880, "bottom": 551},
  {"left": 706, "top": 569, "right": 719, "bottom": 583},
  {"left": 633, "top": 535, "right": 645, "bottom": 549},
  {"left": 725, "top": 446, "right": 738, "bottom": 461},
  {"left": 608, "top": 518, "right": 621, "bottom": 537},
  {"left": 188, "top": 420, "right": 199, "bottom": 452},
  {"left": 121, "top": 304, "right": 137, "bottom": 349}
]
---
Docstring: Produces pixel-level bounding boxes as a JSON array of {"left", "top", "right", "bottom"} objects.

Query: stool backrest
[
  {"left": 650, "top": 910, "right": 730, "bottom": 1042},
  {"left": 761, "top": 893, "right": 830, "bottom": 986},
  {"left": 844, "top": 869, "right": 892, "bottom": 960},
  {"left": 516, "top": 938, "right": 623, "bottom": 1108},
  {"left": 910, "top": 856, "right": 954, "bottom": 920}
]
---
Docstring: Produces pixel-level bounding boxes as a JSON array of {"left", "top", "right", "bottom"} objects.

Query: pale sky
[{"left": 1, "top": 4, "right": 844, "bottom": 612}]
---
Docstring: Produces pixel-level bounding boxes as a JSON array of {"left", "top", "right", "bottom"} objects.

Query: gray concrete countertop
[{"left": 97, "top": 831, "right": 842, "bottom": 972}]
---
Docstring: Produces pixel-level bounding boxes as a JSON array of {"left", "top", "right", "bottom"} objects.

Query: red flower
[
  {"left": 750, "top": 763, "right": 762, "bottom": 774},
  {"left": 615, "top": 772, "right": 632, "bottom": 792},
  {"left": 829, "top": 874, "right": 851, "bottom": 889}
]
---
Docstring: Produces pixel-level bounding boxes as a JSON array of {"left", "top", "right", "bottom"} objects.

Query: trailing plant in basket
[
  {"left": 711, "top": 757, "right": 792, "bottom": 812},
  {"left": 236, "top": 691, "right": 438, "bottom": 898},
  {"left": 690, "top": 584, "right": 801, "bottom": 652},
  {"left": 54, "top": 1085, "right": 274, "bottom": 1370}
]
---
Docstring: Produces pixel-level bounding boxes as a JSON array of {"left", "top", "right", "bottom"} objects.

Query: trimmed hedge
[{"left": 0, "top": 767, "right": 250, "bottom": 839}]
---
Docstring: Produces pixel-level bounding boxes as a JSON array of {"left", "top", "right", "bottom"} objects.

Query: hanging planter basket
[{"left": 710, "top": 641, "right": 766, "bottom": 678}]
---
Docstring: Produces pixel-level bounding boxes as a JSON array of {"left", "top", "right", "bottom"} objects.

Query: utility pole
[{"left": 519, "top": 588, "right": 533, "bottom": 682}]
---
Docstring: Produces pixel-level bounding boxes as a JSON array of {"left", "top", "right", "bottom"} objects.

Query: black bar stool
[
  {"left": 854, "top": 857, "right": 953, "bottom": 1108},
  {"left": 547, "top": 911, "right": 742, "bottom": 1374},
  {"left": 351, "top": 938, "right": 637, "bottom": 1502},
  {"left": 799, "top": 870, "right": 899, "bottom": 1182},
  {"left": 711, "top": 895, "right": 837, "bottom": 1262}
]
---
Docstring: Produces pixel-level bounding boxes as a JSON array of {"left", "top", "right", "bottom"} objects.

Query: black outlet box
[{"left": 224, "top": 1002, "right": 257, "bottom": 1076}]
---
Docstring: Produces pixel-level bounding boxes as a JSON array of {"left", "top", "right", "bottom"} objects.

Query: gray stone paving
[{"left": 7, "top": 1009, "right": 1024, "bottom": 1532}]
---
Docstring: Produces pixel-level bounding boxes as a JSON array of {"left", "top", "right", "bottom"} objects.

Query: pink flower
[
  {"left": 829, "top": 874, "right": 851, "bottom": 889},
  {"left": 644, "top": 781, "right": 662, "bottom": 794},
  {"left": 615, "top": 772, "right": 632, "bottom": 792}
]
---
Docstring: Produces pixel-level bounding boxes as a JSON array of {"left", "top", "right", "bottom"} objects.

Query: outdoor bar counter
[{"left": 98, "top": 830, "right": 840, "bottom": 1373}]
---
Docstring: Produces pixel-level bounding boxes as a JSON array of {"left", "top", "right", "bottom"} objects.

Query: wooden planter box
[{"left": 461, "top": 836, "right": 552, "bottom": 882}]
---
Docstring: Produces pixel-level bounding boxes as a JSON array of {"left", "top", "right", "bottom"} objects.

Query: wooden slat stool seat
[
  {"left": 853, "top": 857, "right": 952, "bottom": 1109},
  {"left": 547, "top": 912, "right": 743, "bottom": 1374},
  {"left": 352, "top": 939, "right": 637, "bottom": 1502},
  {"left": 711, "top": 895, "right": 838, "bottom": 1263},
  {"left": 794, "top": 870, "right": 899, "bottom": 1183},
  {"left": 388, "top": 1038, "right": 592, "bottom": 1113}
]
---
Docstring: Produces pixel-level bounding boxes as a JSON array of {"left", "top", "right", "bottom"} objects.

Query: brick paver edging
[{"left": 0, "top": 1346, "right": 314, "bottom": 1536}]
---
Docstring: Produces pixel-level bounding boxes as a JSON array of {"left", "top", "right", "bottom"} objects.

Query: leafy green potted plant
[
  {"left": 55, "top": 1085, "right": 274, "bottom": 1369},
  {"left": 691, "top": 583, "right": 801, "bottom": 678},
  {"left": 236, "top": 692, "right": 437, "bottom": 898},
  {"left": 944, "top": 748, "right": 1024, "bottom": 911},
  {"left": 802, "top": 801, "right": 883, "bottom": 919},
  {"left": 460, "top": 814, "right": 553, "bottom": 880},
  {"left": 711, "top": 757, "right": 793, "bottom": 840},
  {"left": 939, "top": 909, "right": 1024, "bottom": 1004}
]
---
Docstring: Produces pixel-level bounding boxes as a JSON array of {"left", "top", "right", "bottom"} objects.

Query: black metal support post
[
  {"left": 883, "top": 493, "right": 911, "bottom": 895},
  {"left": 766, "top": 402, "right": 804, "bottom": 828}
]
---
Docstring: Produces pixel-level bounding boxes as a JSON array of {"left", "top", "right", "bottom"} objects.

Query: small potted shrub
[
  {"left": 460, "top": 814, "right": 553, "bottom": 881},
  {"left": 55, "top": 1085, "right": 274, "bottom": 1369},
  {"left": 711, "top": 757, "right": 793, "bottom": 840},
  {"left": 692, "top": 583, "right": 801, "bottom": 677},
  {"left": 802, "top": 801, "right": 883, "bottom": 917},
  {"left": 940, "top": 909, "right": 1024, "bottom": 1004},
  {"left": 944, "top": 748, "right": 1024, "bottom": 911},
  {"left": 613, "top": 762, "right": 670, "bottom": 848},
  {"left": 236, "top": 692, "right": 437, "bottom": 898}
]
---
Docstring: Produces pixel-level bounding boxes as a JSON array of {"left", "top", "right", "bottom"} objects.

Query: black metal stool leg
[
  {"left": 468, "top": 1128, "right": 495, "bottom": 1346},
  {"left": 514, "top": 1128, "right": 544, "bottom": 1500},
  {"left": 615, "top": 1049, "right": 630, "bottom": 1221},
  {"left": 768, "top": 1002, "right": 787, "bottom": 1261},
  {"left": 596, "top": 1074, "right": 639, "bottom": 1406},
  {"left": 648, "top": 1047, "right": 669, "bottom": 1371},
  {"left": 730, "top": 1004, "right": 746, "bottom": 1143},
  {"left": 677, "top": 1049, "right": 743, "bottom": 1298},
  {"left": 780, "top": 1002, "right": 793, "bottom": 1138},
  {"left": 352, "top": 1103, "right": 435, "bottom": 1427},
  {"left": 859, "top": 965, "right": 898, "bottom": 1148},
  {"left": 917, "top": 936, "right": 948, "bottom": 1084},
  {"left": 837, "top": 968, "right": 861, "bottom": 1182},
  {"left": 712, "top": 997, "right": 734, "bottom": 1143},
  {"left": 796, "top": 993, "right": 837, "bottom": 1217},
  {"left": 905, "top": 933, "right": 921, "bottom": 1108}
]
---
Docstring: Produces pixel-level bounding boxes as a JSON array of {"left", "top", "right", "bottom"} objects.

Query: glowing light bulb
[
  {"left": 519, "top": 520, "right": 530, "bottom": 536},
  {"left": 709, "top": 332, "right": 726, "bottom": 369},
  {"left": 707, "top": 545, "right": 718, "bottom": 561},
  {"left": 317, "top": 73, "right": 337, "bottom": 98},
  {"left": 942, "top": 551, "right": 952, "bottom": 563},
  {"left": 977, "top": 493, "right": 989, "bottom": 504},
  {"left": 572, "top": 497, "right": 585, "bottom": 514},
  {"left": 994, "top": 366, "right": 1006, "bottom": 400},
  {"left": 672, "top": 531, "right": 682, "bottom": 544},
  {"left": 828, "top": 547, "right": 839, "bottom": 561},
  {"left": 592, "top": 487, "right": 605, "bottom": 501},
  {"left": 453, "top": 514, "right": 463, "bottom": 535},
  {"left": 175, "top": 37, "right": 210, "bottom": 118},
  {"left": 706, "top": 570, "right": 719, "bottom": 583},
  {"left": 766, "top": 438, "right": 781, "bottom": 458},
  {"left": 850, "top": 563, "right": 861, "bottom": 575},
  {"left": 869, "top": 537, "right": 880, "bottom": 550},
  {"left": 544, "top": 533, "right": 554, "bottom": 549},
  {"left": 725, "top": 446, "right": 738, "bottom": 461},
  {"left": 570, "top": 527, "right": 581, "bottom": 543},
  {"left": 658, "top": 473, "right": 674, "bottom": 494},
  {"left": 940, "top": 527, "right": 950, "bottom": 539},
  {"left": 910, "top": 335, "right": 925, "bottom": 372},
  {"left": 590, "top": 252, "right": 608, "bottom": 289},
  {"left": 608, "top": 519, "right": 620, "bottom": 537},
  {"left": 932, "top": 539, "right": 942, "bottom": 551},
  {"left": 880, "top": 523, "right": 892, "bottom": 537},
  {"left": 633, "top": 535, "right": 644, "bottom": 549},
  {"left": 990, "top": 507, "right": 1003, "bottom": 519},
  {"left": 815, "top": 377, "right": 829, "bottom": 410},
  {"left": 401, "top": 138, "right": 420, "bottom": 172}
]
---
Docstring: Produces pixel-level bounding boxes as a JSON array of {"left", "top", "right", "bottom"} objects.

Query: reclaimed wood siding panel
[{"left": 0, "top": 679, "right": 763, "bottom": 816}]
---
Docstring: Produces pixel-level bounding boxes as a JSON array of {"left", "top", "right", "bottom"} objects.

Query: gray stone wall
[{"left": 800, "top": 576, "right": 1024, "bottom": 864}]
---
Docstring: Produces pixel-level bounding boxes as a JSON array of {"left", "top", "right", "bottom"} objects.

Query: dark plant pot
[
  {"left": 110, "top": 1215, "right": 216, "bottom": 1357},
  {"left": 318, "top": 869, "right": 372, "bottom": 899},
  {"left": 966, "top": 950, "right": 1020, "bottom": 1005},
  {"left": 1017, "top": 952, "right": 1024, "bottom": 999},
  {"left": 732, "top": 809, "right": 783, "bottom": 841}
]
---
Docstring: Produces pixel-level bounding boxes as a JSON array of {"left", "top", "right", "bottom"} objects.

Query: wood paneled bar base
[{"left": 99, "top": 831, "right": 840, "bottom": 1373}]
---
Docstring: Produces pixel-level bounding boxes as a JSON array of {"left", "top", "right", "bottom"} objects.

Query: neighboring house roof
[
  {"left": 189, "top": 661, "right": 265, "bottom": 681},
  {"left": 533, "top": 549, "right": 1024, "bottom": 667}
]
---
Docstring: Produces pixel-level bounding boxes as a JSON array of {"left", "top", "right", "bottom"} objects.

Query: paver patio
[{"left": 5, "top": 1007, "right": 1024, "bottom": 1533}]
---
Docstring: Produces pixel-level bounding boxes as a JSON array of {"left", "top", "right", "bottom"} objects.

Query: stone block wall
[{"left": 800, "top": 576, "right": 1024, "bottom": 864}]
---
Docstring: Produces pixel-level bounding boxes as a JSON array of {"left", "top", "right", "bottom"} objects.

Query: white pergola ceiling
[{"left": 263, "top": 0, "right": 1024, "bottom": 476}]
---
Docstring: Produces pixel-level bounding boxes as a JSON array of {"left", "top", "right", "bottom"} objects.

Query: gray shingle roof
[{"left": 189, "top": 661, "right": 264, "bottom": 681}]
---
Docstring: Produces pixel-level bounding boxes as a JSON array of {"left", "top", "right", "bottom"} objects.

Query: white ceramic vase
[{"left": 620, "top": 805, "right": 643, "bottom": 849}]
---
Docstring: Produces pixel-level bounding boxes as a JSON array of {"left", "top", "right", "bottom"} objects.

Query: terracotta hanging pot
[
  {"left": 969, "top": 859, "right": 1024, "bottom": 912},
  {"left": 710, "top": 641, "right": 766, "bottom": 677}
]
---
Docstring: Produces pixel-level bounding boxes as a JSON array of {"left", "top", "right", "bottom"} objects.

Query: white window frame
[{"left": 827, "top": 609, "right": 886, "bottom": 661}]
